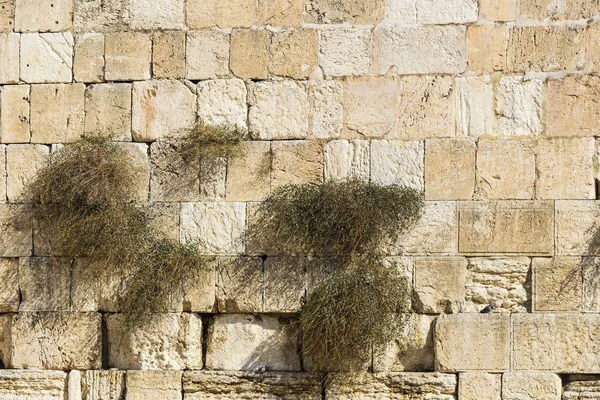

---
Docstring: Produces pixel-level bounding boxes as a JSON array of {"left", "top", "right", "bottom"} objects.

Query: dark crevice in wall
[
  {"left": 101, "top": 313, "right": 109, "bottom": 369},
  {"left": 320, "top": 372, "right": 328, "bottom": 400},
  {"left": 201, "top": 313, "right": 211, "bottom": 369}
]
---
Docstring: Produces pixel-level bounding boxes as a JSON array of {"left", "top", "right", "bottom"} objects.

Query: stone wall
[{"left": 1, "top": 0, "right": 600, "bottom": 398}]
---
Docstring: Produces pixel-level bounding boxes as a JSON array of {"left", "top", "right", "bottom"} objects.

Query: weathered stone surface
[
  {"left": 494, "top": 76, "right": 543, "bottom": 137},
  {"left": 187, "top": 0, "right": 256, "bottom": 28},
  {"left": 0, "top": 204, "right": 32, "bottom": 257},
  {"left": 19, "top": 257, "right": 71, "bottom": 312},
  {"left": 73, "top": 33, "right": 104, "bottom": 83},
  {"left": 425, "top": 138, "right": 475, "bottom": 200},
  {"left": 0, "top": 370, "right": 67, "bottom": 399},
  {"left": 106, "top": 313, "right": 202, "bottom": 370},
  {"left": 507, "top": 26, "right": 585, "bottom": 72},
  {"left": 271, "top": 140, "right": 323, "bottom": 189},
  {"left": 0, "top": 313, "right": 9, "bottom": 364},
  {"left": 459, "top": 372, "right": 501, "bottom": 400},
  {"left": 226, "top": 141, "right": 271, "bottom": 201},
  {"left": 15, "top": 0, "right": 72, "bottom": 32},
  {"left": 556, "top": 201, "right": 600, "bottom": 256},
  {"left": 458, "top": 201, "right": 554, "bottom": 255},
  {"left": 547, "top": 75, "right": 600, "bottom": 137},
  {"left": 0, "top": 146, "right": 4, "bottom": 203},
  {"left": 320, "top": 29, "right": 371, "bottom": 77},
  {"left": 536, "top": 137, "right": 595, "bottom": 199},
  {"left": 311, "top": 80, "right": 343, "bottom": 139},
  {"left": 465, "top": 257, "right": 530, "bottom": 313},
  {"left": 468, "top": 25, "right": 506, "bottom": 73},
  {"left": 563, "top": 378, "right": 600, "bottom": 400},
  {"left": 249, "top": 81, "right": 309, "bottom": 140},
  {"left": 520, "top": 0, "right": 597, "bottom": 20},
  {"left": 152, "top": 31, "right": 186, "bottom": 79},
  {"left": 215, "top": 257, "right": 262, "bottom": 313},
  {"left": 206, "top": 314, "right": 300, "bottom": 371},
  {"left": 230, "top": 29, "right": 270, "bottom": 80},
  {"left": 6, "top": 144, "right": 49, "bottom": 202},
  {"left": 1, "top": 85, "right": 30, "bottom": 143},
  {"left": 150, "top": 141, "right": 199, "bottom": 202},
  {"left": 587, "top": 25, "right": 600, "bottom": 72},
  {"left": 417, "top": 0, "right": 478, "bottom": 24},
  {"left": 20, "top": 33, "right": 73, "bottom": 83},
  {"left": 270, "top": 29, "right": 318, "bottom": 79},
  {"left": 0, "top": 0, "right": 14, "bottom": 32},
  {"left": 73, "top": 0, "right": 131, "bottom": 32},
  {"left": 84, "top": 83, "right": 132, "bottom": 141},
  {"left": 129, "top": 0, "right": 185, "bottom": 30},
  {"left": 257, "top": 0, "right": 304, "bottom": 25},
  {"left": 81, "top": 370, "right": 125, "bottom": 400},
  {"left": 0, "top": 34, "right": 20, "bottom": 83},
  {"left": 132, "top": 80, "right": 197, "bottom": 142},
  {"left": 533, "top": 257, "right": 582, "bottom": 312},
  {"left": 105, "top": 32, "right": 151, "bottom": 81},
  {"left": 71, "top": 258, "right": 123, "bottom": 312},
  {"left": 414, "top": 257, "right": 467, "bottom": 314},
  {"left": 181, "top": 202, "right": 246, "bottom": 255},
  {"left": 583, "top": 258, "right": 600, "bottom": 312},
  {"left": 371, "top": 140, "right": 424, "bottom": 191},
  {"left": 503, "top": 372, "right": 561, "bottom": 399},
  {"left": 327, "top": 372, "right": 457, "bottom": 399},
  {"left": 263, "top": 257, "right": 306, "bottom": 313},
  {"left": 117, "top": 143, "right": 150, "bottom": 202},
  {"left": 0, "top": 258, "right": 17, "bottom": 312},
  {"left": 455, "top": 76, "right": 494, "bottom": 137},
  {"left": 183, "top": 371, "right": 321, "bottom": 399},
  {"left": 372, "top": 26, "right": 467, "bottom": 75},
  {"left": 126, "top": 371, "right": 183, "bottom": 400},
  {"left": 476, "top": 139, "right": 535, "bottom": 199},
  {"left": 197, "top": 79, "right": 247, "bottom": 129},
  {"left": 30, "top": 83, "right": 85, "bottom": 143},
  {"left": 186, "top": 31, "right": 230, "bottom": 80},
  {"left": 9, "top": 312, "right": 102, "bottom": 369},
  {"left": 304, "top": 0, "right": 385, "bottom": 24},
  {"left": 435, "top": 314, "right": 510, "bottom": 372},
  {"left": 324, "top": 140, "right": 369, "bottom": 181}
]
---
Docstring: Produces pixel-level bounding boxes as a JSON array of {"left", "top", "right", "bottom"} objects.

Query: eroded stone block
[
  {"left": 230, "top": 29, "right": 270, "bottom": 79},
  {"left": 126, "top": 371, "right": 183, "bottom": 400},
  {"left": 84, "top": 83, "right": 132, "bottom": 141},
  {"left": 263, "top": 257, "right": 306, "bottom": 313},
  {"left": 19, "top": 257, "right": 71, "bottom": 312},
  {"left": 81, "top": 370, "right": 125, "bottom": 400},
  {"left": 152, "top": 31, "right": 186, "bottom": 79},
  {"left": 0, "top": 204, "right": 32, "bottom": 257},
  {"left": 150, "top": 141, "right": 200, "bottom": 202},
  {"left": 15, "top": 0, "right": 72, "bottom": 32},
  {"left": 311, "top": 80, "right": 343, "bottom": 139},
  {"left": 73, "top": 33, "right": 104, "bottom": 83},
  {"left": 129, "top": 0, "right": 184, "bottom": 30},
  {"left": 382, "top": 0, "right": 417, "bottom": 25},
  {"left": 494, "top": 76, "right": 543, "bottom": 137},
  {"left": 1, "top": 85, "right": 30, "bottom": 143},
  {"left": 324, "top": 140, "right": 370, "bottom": 181},
  {"left": 0, "top": 33, "right": 20, "bottom": 83},
  {"left": 0, "top": 0, "right": 14, "bottom": 32},
  {"left": 270, "top": 29, "right": 318, "bottom": 79},
  {"left": 20, "top": 33, "right": 73, "bottom": 83},
  {"left": 468, "top": 25, "right": 506, "bottom": 73},
  {"left": 414, "top": 257, "right": 467, "bottom": 314},
  {"left": 504, "top": 372, "right": 561, "bottom": 399},
  {"left": 215, "top": 257, "right": 262, "bottom": 313},
  {"left": 534, "top": 257, "right": 582, "bottom": 312},
  {"left": 73, "top": 0, "right": 131, "bottom": 31},
  {"left": 197, "top": 79, "right": 247, "bottom": 129},
  {"left": 304, "top": 0, "right": 385, "bottom": 24},
  {"left": 455, "top": 76, "right": 494, "bottom": 137},
  {"left": 556, "top": 201, "right": 600, "bottom": 256},
  {"left": 459, "top": 372, "right": 501, "bottom": 400},
  {"left": 271, "top": 140, "right": 323, "bottom": 189},
  {"left": 186, "top": 31, "right": 230, "bottom": 80},
  {"left": 320, "top": 28, "right": 371, "bottom": 77},
  {"left": 425, "top": 138, "right": 475, "bottom": 200},
  {"left": 547, "top": 75, "right": 600, "bottom": 137},
  {"left": 30, "top": 83, "right": 85, "bottom": 143},
  {"left": 0, "top": 370, "right": 67, "bottom": 399},
  {"left": 519, "top": 0, "right": 597, "bottom": 20},
  {"left": 6, "top": 144, "right": 49, "bottom": 202},
  {"left": 257, "top": 0, "right": 304, "bottom": 25},
  {"left": 417, "top": 0, "right": 478, "bottom": 24},
  {"left": 105, "top": 32, "right": 151, "bottom": 81},
  {"left": 0, "top": 258, "right": 18, "bottom": 312},
  {"left": 71, "top": 258, "right": 123, "bottom": 312},
  {"left": 371, "top": 140, "right": 424, "bottom": 191},
  {"left": 583, "top": 257, "right": 600, "bottom": 312},
  {"left": 225, "top": 141, "right": 271, "bottom": 202},
  {"left": 187, "top": 0, "right": 256, "bottom": 28},
  {"left": 479, "top": 0, "right": 517, "bottom": 20}
]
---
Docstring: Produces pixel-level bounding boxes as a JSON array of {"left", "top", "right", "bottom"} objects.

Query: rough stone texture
[
  {"left": 0, "top": 258, "right": 18, "bottom": 312},
  {"left": 186, "top": 31, "right": 230, "bottom": 80},
  {"left": 417, "top": 0, "right": 478, "bottom": 24},
  {"left": 20, "top": 33, "right": 73, "bottom": 84},
  {"left": 479, "top": 0, "right": 517, "bottom": 20},
  {"left": 197, "top": 79, "right": 247, "bottom": 129},
  {"left": 0, "top": 313, "right": 8, "bottom": 364},
  {"left": 152, "top": 31, "right": 186, "bottom": 79},
  {"left": 0, "top": 34, "right": 19, "bottom": 84},
  {"left": 187, "top": 0, "right": 256, "bottom": 28},
  {"left": 494, "top": 76, "right": 543, "bottom": 137},
  {"left": 70, "top": 258, "right": 123, "bottom": 312},
  {"left": 271, "top": 140, "right": 323, "bottom": 189},
  {"left": 105, "top": 32, "right": 151, "bottom": 81},
  {"left": 106, "top": 313, "right": 203, "bottom": 370},
  {"left": 556, "top": 201, "right": 600, "bottom": 256},
  {"left": 458, "top": 201, "right": 554, "bottom": 255},
  {"left": 563, "top": 378, "right": 600, "bottom": 400},
  {"left": 150, "top": 141, "right": 200, "bottom": 202},
  {"left": 132, "top": 80, "right": 197, "bottom": 142},
  {"left": 583, "top": 258, "right": 600, "bottom": 312},
  {"left": 536, "top": 137, "right": 595, "bottom": 199},
  {"left": 311, "top": 80, "right": 343, "bottom": 139},
  {"left": 0, "top": 145, "right": 4, "bottom": 203},
  {"left": 547, "top": 75, "right": 600, "bottom": 137},
  {"left": 465, "top": 257, "right": 530, "bottom": 313},
  {"left": 425, "top": 138, "right": 475, "bottom": 200},
  {"left": 84, "top": 83, "right": 132, "bottom": 141},
  {"left": 435, "top": 314, "right": 510, "bottom": 372},
  {"left": 507, "top": 26, "right": 585, "bottom": 72},
  {"left": 304, "top": 0, "right": 385, "bottom": 24},
  {"left": 257, "top": 0, "right": 304, "bottom": 25},
  {"left": 320, "top": 29, "right": 371, "bottom": 77},
  {"left": 15, "top": 0, "right": 72, "bottom": 32},
  {"left": 372, "top": 26, "right": 467, "bottom": 75},
  {"left": 249, "top": 81, "right": 309, "bottom": 140},
  {"left": 30, "top": 83, "right": 85, "bottom": 143},
  {"left": 8, "top": 312, "right": 102, "bottom": 370},
  {"left": 502, "top": 372, "right": 561, "bottom": 400},
  {"left": 0, "top": 370, "right": 67, "bottom": 399},
  {"left": 0, "top": 0, "right": 14, "bottom": 32},
  {"left": 459, "top": 372, "right": 501, "bottom": 400},
  {"left": 230, "top": 29, "right": 270, "bottom": 80},
  {"left": 206, "top": 314, "right": 301, "bottom": 371},
  {"left": 1, "top": 85, "right": 30, "bottom": 143},
  {"left": 324, "top": 139, "right": 370, "bottom": 181},
  {"left": 270, "top": 29, "right": 318, "bottom": 80},
  {"left": 81, "top": 370, "right": 126, "bottom": 400},
  {"left": 455, "top": 76, "right": 494, "bottom": 137},
  {"left": 587, "top": 25, "right": 600, "bottom": 72},
  {"left": 0, "top": 204, "right": 32, "bottom": 257},
  {"left": 263, "top": 257, "right": 306, "bottom": 313},
  {"left": 533, "top": 257, "right": 582, "bottom": 312},
  {"left": 414, "top": 257, "right": 467, "bottom": 314},
  {"left": 73, "top": 33, "right": 104, "bottom": 83},
  {"left": 371, "top": 140, "right": 424, "bottom": 191},
  {"left": 6, "top": 144, "right": 49, "bottom": 202},
  {"left": 226, "top": 141, "right": 271, "bottom": 201},
  {"left": 19, "top": 257, "right": 71, "bottom": 312},
  {"left": 126, "top": 371, "right": 183, "bottom": 400},
  {"left": 129, "top": 0, "right": 184, "bottom": 30},
  {"left": 476, "top": 139, "right": 536, "bottom": 200},
  {"left": 73, "top": 0, "right": 131, "bottom": 32},
  {"left": 468, "top": 25, "right": 506, "bottom": 73},
  {"left": 215, "top": 257, "right": 263, "bottom": 313},
  {"left": 520, "top": 0, "right": 597, "bottom": 20}
]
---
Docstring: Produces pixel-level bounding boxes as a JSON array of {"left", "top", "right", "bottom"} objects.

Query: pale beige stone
[
  {"left": 494, "top": 76, "right": 543, "bottom": 137},
  {"left": 132, "top": 80, "right": 197, "bottom": 142},
  {"left": 320, "top": 29, "right": 372, "bottom": 77},
  {"left": 0, "top": 258, "right": 17, "bottom": 312},
  {"left": 458, "top": 201, "right": 554, "bottom": 255},
  {"left": 215, "top": 257, "right": 263, "bottom": 313},
  {"left": 455, "top": 76, "right": 494, "bottom": 137},
  {"left": 468, "top": 25, "right": 506, "bottom": 73},
  {"left": 271, "top": 140, "right": 323, "bottom": 189},
  {"left": 0, "top": 204, "right": 32, "bottom": 257},
  {"left": 129, "top": 0, "right": 185, "bottom": 30},
  {"left": 304, "top": 0, "right": 385, "bottom": 24},
  {"left": 152, "top": 31, "right": 185, "bottom": 79},
  {"left": 587, "top": 25, "right": 600, "bottom": 72},
  {"left": 476, "top": 139, "right": 535, "bottom": 199},
  {"left": 206, "top": 314, "right": 301, "bottom": 371},
  {"left": 117, "top": 143, "right": 150, "bottom": 203},
  {"left": 311, "top": 80, "right": 343, "bottom": 139},
  {"left": 583, "top": 257, "right": 600, "bottom": 312},
  {"left": 15, "top": 0, "right": 72, "bottom": 32},
  {"left": 547, "top": 75, "right": 600, "bottom": 137},
  {"left": 19, "top": 257, "right": 70, "bottom": 312},
  {"left": 263, "top": 257, "right": 306, "bottom": 313},
  {"left": 0, "top": 145, "right": 4, "bottom": 203},
  {"left": 81, "top": 370, "right": 125, "bottom": 400},
  {"left": 6, "top": 144, "right": 49, "bottom": 202},
  {"left": 556, "top": 201, "right": 600, "bottom": 256},
  {"left": 270, "top": 29, "right": 318, "bottom": 79},
  {"left": 0, "top": 0, "right": 14, "bottom": 32},
  {"left": 324, "top": 140, "right": 370, "bottom": 181},
  {"left": 30, "top": 83, "right": 85, "bottom": 143},
  {"left": 230, "top": 29, "right": 270, "bottom": 80},
  {"left": 186, "top": 31, "right": 230, "bottom": 80},
  {"left": 382, "top": 0, "right": 417, "bottom": 25},
  {"left": 257, "top": 0, "right": 304, "bottom": 25},
  {"left": 126, "top": 371, "right": 182, "bottom": 400},
  {"left": 0, "top": 33, "right": 20, "bottom": 83},
  {"left": 0, "top": 370, "right": 67, "bottom": 399},
  {"left": 73, "top": 0, "right": 131, "bottom": 32},
  {"left": 8, "top": 312, "right": 102, "bottom": 369},
  {"left": 1, "top": 85, "right": 30, "bottom": 143},
  {"left": 226, "top": 141, "right": 271, "bottom": 202},
  {"left": 84, "top": 83, "right": 132, "bottom": 141},
  {"left": 197, "top": 79, "right": 247, "bottom": 129},
  {"left": 70, "top": 258, "right": 123, "bottom": 312},
  {"left": 414, "top": 257, "right": 467, "bottom": 314},
  {"left": 425, "top": 138, "right": 475, "bottom": 200},
  {"left": 507, "top": 26, "right": 585, "bottom": 72},
  {"left": 249, "top": 81, "right": 310, "bottom": 140},
  {"left": 20, "top": 33, "right": 73, "bottom": 83},
  {"left": 417, "top": 0, "right": 478, "bottom": 24},
  {"left": 562, "top": 379, "right": 600, "bottom": 400},
  {"left": 371, "top": 140, "right": 424, "bottom": 191},
  {"left": 73, "top": 33, "right": 104, "bottom": 83},
  {"left": 187, "top": 0, "right": 256, "bottom": 28},
  {"left": 105, "top": 32, "right": 151, "bottom": 81},
  {"left": 520, "top": 0, "right": 597, "bottom": 20},
  {"left": 533, "top": 257, "right": 582, "bottom": 312},
  {"left": 459, "top": 372, "right": 501, "bottom": 400},
  {"left": 106, "top": 313, "right": 203, "bottom": 370},
  {"left": 537, "top": 138, "right": 595, "bottom": 199},
  {"left": 479, "top": 0, "right": 517, "bottom": 20}
]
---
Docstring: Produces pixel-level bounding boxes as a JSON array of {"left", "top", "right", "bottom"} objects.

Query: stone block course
[
  {"left": 152, "top": 31, "right": 186, "bottom": 79},
  {"left": 30, "top": 83, "right": 85, "bottom": 143},
  {"left": 230, "top": 29, "right": 270, "bottom": 80},
  {"left": 84, "top": 83, "right": 132, "bottom": 141},
  {"left": 424, "top": 138, "right": 476, "bottom": 200},
  {"left": 20, "top": 33, "right": 73, "bottom": 84},
  {"left": 73, "top": 33, "right": 104, "bottom": 83},
  {"left": 186, "top": 31, "right": 230, "bottom": 80},
  {"left": 459, "top": 372, "right": 501, "bottom": 400},
  {"left": 105, "top": 32, "right": 151, "bottom": 82},
  {"left": 502, "top": 372, "right": 562, "bottom": 400},
  {"left": 1, "top": 85, "right": 31, "bottom": 143},
  {"left": 270, "top": 29, "right": 318, "bottom": 80},
  {"left": 414, "top": 257, "right": 467, "bottom": 314}
]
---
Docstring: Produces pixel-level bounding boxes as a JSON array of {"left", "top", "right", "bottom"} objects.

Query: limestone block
[
  {"left": 304, "top": 0, "right": 385, "bottom": 24},
  {"left": 468, "top": 25, "right": 506, "bottom": 73},
  {"left": 414, "top": 257, "right": 467, "bottom": 313},
  {"left": 533, "top": 257, "right": 582, "bottom": 312},
  {"left": 152, "top": 31, "right": 185, "bottom": 79},
  {"left": 197, "top": 79, "right": 247, "bottom": 129},
  {"left": 249, "top": 80, "right": 310, "bottom": 140},
  {"left": 183, "top": 371, "right": 321, "bottom": 399},
  {"left": 372, "top": 26, "right": 467, "bottom": 75},
  {"left": 320, "top": 29, "right": 371, "bottom": 77},
  {"left": 507, "top": 26, "right": 585, "bottom": 72},
  {"left": 0, "top": 313, "right": 9, "bottom": 364},
  {"left": 324, "top": 140, "right": 369, "bottom": 181},
  {"left": 105, "top": 32, "right": 151, "bottom": 81},
  {"left": 81, "top": 370, "right": 125, "bottom": 400},
  {"left": 257, "top": 0, "right": 304, "bottom": 25},
  {"left": 84, "top": 83, "right": 132, "bottom": 141},
  {"left": 132, "top": 80, "right": 197, "bottom": 142},
  {"left": 425, "top": 138, "right": 475, "bottom": 200},
  {"left": 494, "top": 76, "right": 543, "bottom": 137},
  {"left": 547, "top": 75, "right": 600, "bottom": 137},
  {"left": 564, "top": 379, "right": 600, "bottom": 400},
  {"left": 106, "top": 313, "right": 203, "bottom": 370},
  {"left": 20, "top": 33, "right": 73, "bottom": 83},
  {"left": 270, "top": 29, "right": 318, "bottom": 79},
  {"left": 0, "top": 34, "right": 20, "bottom": 83},
  {"left": 206, "top": 314, "right": 301, "bottom": 371},
  {"left": 73, "top": 0, "right": 131, "bottom": 32},
  {"left": 181, "top": 202, "right": 246, "bottom": 255},
  {"left": 6, "top": 144, "right": 49, "bottom": 202},
  {"left": 520, "top": 0, "right": 597, "bottom": 20},
  {"left": 382, "top": 0, "right": 417, "bottom": 25},
  {"left": 73, "top": 33, "right": 104, "bottom": 83},
  {"left": 537, "top": 138, "right": 595, "bottom": 199},
  {"left": 117, "top": 143, "right": 150, "bottom": 203},
  {"left": 434, "top": 314, "right": 510, "bottom": 372},
  {"left": 475, "top": 139, "right": 535, "bottom": 199},
  {"left": 583, "top": 257, "right": 600, "bottom": 312},
  {"left": 0, "top": 370, "right": 67, "bottom": 399},
  {"left": 150, "top": 141, "right": 201, "bottom": 202},
  {"left": 19, "top": 257, "right": 71, "bottom": 312},
  {"left": 417, "top": 0, "right": 478, "bottom": 24},
  {"left": 459, "top": 372, "right": 501, "bottom": 400},
  {"left": 186, "top": 31, "right": 230, "bottom": 80},
  {"left": 126, "top": 371, "right": 182, "bottom": 400},
  {"left": 271, "top": 140, "right": 323, "bottom": 189},
  {"left": 556, "top": 201, "right": 600, "bottom": 256},
  {"left": 345, "top": 76, "right": 399, "bottom": 138},
  {"left": 226, "top": 141, "right": 271, "bottom": 202},
  {"left": 230, "top": 29, "right": 270, "bottom": 79},
  {"left": 587, "top": 25, "right": 600, "bottom": 72},
  {"left": 0, "top": 258, "right": 17, "bottom": 312},
  {"left": 455, "top": 76, "right": 494, "bottom": 137},
  {"left": 0, "top": 204, "right": 32, "bottom": 257},
  {"left": 327, "top": 372, "right": 457, "bottom": 400},
  {"left": 70, "top": 258, "right": 123, "bottom": 312},
  {"left": 458, "top": 201, "right": 554, "bottom": 255},
  {"left": 311, "top": 80, "right": 343, "bottom": 139},
  {"left": 129, "top": 0, "right": 185, "bottom": 30},
  {"left": 30, "top": 83, "right": 85, "bottom": 143},
  {"left": 15, "top": 0, "right": 72, "bottom": 32},
  {"left": 263, "top": 257, "right": 307, "bottom": 313},
  {"left": 479, "top": 0, "right": 517, "bottom": 20},
  {"left": 1, "top": 85, "right": 30, "bottom": 143},
  {"left": 9, "top": 312, "right": 102, "bottom": 369},
  {"left": 0, "top": 0, "right": 14, "bottom": 32},
  {"left": 465, "top": 257, "right": 530, "bottom": 313},
  {"left": 0, "top": 146, "right": 4, "bottom": 203},
  {"left": 371, "top": 140, "right": 424, "bottom": 191},
  {"left": 187, "top": 0, "right": 256, "bottom": 28},
  {"left": 215, "top": 257, "right": 263, "bottom": 313}
]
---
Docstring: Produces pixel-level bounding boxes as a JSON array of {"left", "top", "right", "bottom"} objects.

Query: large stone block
[
  {"left": 311, "top": 80, "right": 343, "bottom": 139},
  {"left": 455, "top": 76, "right": 494, "bottom": 137},
  {"left": 105, "top": 32, "right": 151, "bottom": 81},
  {"left": 416, "top": 0, "right": 478, "bottom": 24},
  {"left": 126, "top": 371, "right": 183, "bottom": 400},
  {"left": 152, "top": 31, "right": 186, "bottom": 79},
  {"left": 73, "top": 33, "right": 104, "bottom": 83},
  {"left": 129, "top": 0, "right": 184, "bottom": 29},
  {"left": 215, "top": 257, "right": 263, "bottom": 313},
  {"left": 197, "top": 79, "right": 247, "bottom": 129},
  {"left": 425, "top": 138, "right": 475, "bottom": 200},
  {"left": 230, "top": 29, "right": 270, "bottom": 80},
  {"left": 73, "top": 0, "right": 131, "bottom": 31},
  {"left": 324, "top": 140, "right": 370, "bottom": 181},
  {"left": 458, "top": 201, "right": 554, "bottom": 255},
  {"left": 459, "top": 372, "right": 501, "bottom": 400},
  {"left": 6, "top": 144, "right": 49, "bottom": 202},
  {"left": 587, "top": 25, "right": 600, "bottom": 72},
  {"left": 186, "top": 31, "right": 230, "bottom": 80},
  {"left": 414, "top": 257, "right": 467, "bottom": 314},
  {"left": 117, "top": 143, "right": 150, "bottom": 203},
  {"left": 583, "top": 257, "right": 600, "bottom": 312},
  {"left": 263, "top": 257, "right": 306, "bottom": 313},
  {"left": 70, "top": 258, "right": 123, "bottom": 312},
  {"left": 1, "top": 85, "right": 30, "bottom": 143},
  {"left": 564, "top": 378, "right": 600, "bottom": 400},
  {"left": 381, "top": 0, "right": 416, "bottom": 25},
  {"left": 19, "top": 257, "right": 71, "bottom": 312},
  {"left": 84, "top": 83, "right": 132, "bottom": 141},
  {"left": 467, "top": 25, "right": 506, "bottom": 73},
  {"left": 304, "top": 0, "right": 385, "bottom": 24},
  {"left": 494, "top": 76, "right": 543, "bottom": 137},
  {"left": 320, "top": 29, "right": 372, "bottom": 77},
  {"left": 187, "top": 0, "right": 256, "bottom": 28},
  {"left": 30, "top": 83, "right": 85, "bottom": 143},
  {"left": 435, "top": 314, "right": 510, "bottom": 372},
  {"left": 271, "top": 140, "right": 323, "bottom": 189},
  {"left": 547, "top": 75, "right": 600, "bottom": 137},
  {"left": 0, "top": 258, "right": 18, "bottom": 312},
  {"left": 502, "top": 372, "right": 561, "bottom": 400},
  {"left": 270, "top": 29, "right": 318, "bottom": 79},
  {"left": 15, "top": 0, "right": 72, "bottom": 31},
  {"left": 533, "top": 257, "right": 582, "bottom": 312},
  {"left": 150, "top": 141, "right": 200, "bottom": 202},
  {"left": 20, "top": 33, "right": 73, "bottom": 83},
  {"left": 0, "top": 33, "right": 20, "bottom": 84},
  {"left": 371, "top": 140, "right": 424, "bottom": 191},
  {"left": 206, "top": 314, "right": 301, "bottom": 371},
  {"left": 0, "top": 370, "right": 67, "bottom": 399},
  {"left": 80, "top": 370, "right": 125, "bottom": 400},
  {"left": 257, "top": 0, "right": 304, "bottom": 25},
  {"left": 556, "top": 201, "right": 600, "bottom": 256},
  {"left": 479, "top": 0, "right": 517, "bottom": 20},
  {"left": 0, "top": 0, "right": 14, "bottom": 32},
  {"left": 226, "top": 141, "right": 271, "bottom": 201},
  {"left": 519, "top": 0, "right": 597, "bottom": 20},
  {"left": 0, "top": 204, "right": 32, "bottom": 257}
]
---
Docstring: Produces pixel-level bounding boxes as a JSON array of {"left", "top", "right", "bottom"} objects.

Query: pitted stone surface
[{"left": 0, "top": 370, "right": 67, "bottom": 399}]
